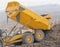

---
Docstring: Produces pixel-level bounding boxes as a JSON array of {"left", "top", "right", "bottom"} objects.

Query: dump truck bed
[
  {"left": 6, "top": 1, "right": 51, "bottom": 30},
  {"left": 20, "top": 9, "right": 50, "bottom": 30}
]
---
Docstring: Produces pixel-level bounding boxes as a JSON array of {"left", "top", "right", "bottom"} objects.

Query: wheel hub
[
  {"left": 27, "top": 36, "right": 32, "bottom": 42},
  {"left": 38, "top": 33, "right": 42, "bottom": 38}
]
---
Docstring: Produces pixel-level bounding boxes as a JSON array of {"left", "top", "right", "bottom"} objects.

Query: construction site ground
[{"left": 3, "top": 24, "right": 60, "bottom": 47}]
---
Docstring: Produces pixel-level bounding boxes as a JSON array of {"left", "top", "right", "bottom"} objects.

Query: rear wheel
[
  {"left": 23, "top": 33, "right": 34, "bottom": 44},
  {"left": 34, "top": 30, "right": 45, "bottom": 42}
]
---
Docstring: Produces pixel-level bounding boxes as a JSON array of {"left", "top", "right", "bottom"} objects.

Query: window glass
[{"left": 19, "top": 6, "right": 25, "bottom": 11}]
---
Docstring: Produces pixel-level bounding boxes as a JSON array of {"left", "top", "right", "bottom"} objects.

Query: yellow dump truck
[{"left": 0, "top": 1, "right": 52, "bottom": 46}]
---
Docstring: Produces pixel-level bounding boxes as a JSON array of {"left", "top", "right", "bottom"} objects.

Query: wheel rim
[
  {"left": 38, "top": 33, "right": 43, "bottom": 39},
  {"left": 26, "top": 36, "right": 32, "bottom": 42}
]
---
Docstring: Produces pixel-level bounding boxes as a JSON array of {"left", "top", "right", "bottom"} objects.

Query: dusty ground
[{"left": 5, "top": 24, "right": 60, "bottom": 47}]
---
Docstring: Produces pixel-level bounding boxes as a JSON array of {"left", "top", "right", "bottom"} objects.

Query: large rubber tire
[
  {"left": 0, "top": 38, "right": 3, "bottom": 47},
  {"left": 0, "top": 29, "right": 3, "bottom": 37},
  {"left": 34, "top": 30, "right": 45, "bottom": 42},
  {"left": 23, "top": 33, "right": 34, "bottom": 44}
]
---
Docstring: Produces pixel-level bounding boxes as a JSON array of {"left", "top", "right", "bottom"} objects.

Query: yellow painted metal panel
[
  {"left": 10, "top": 34, "right": 22, "bottom": 42},
  {"left": 20, "top": 10, "right": 50, "bottom": 30},
  {"left": 8, "top": 10, "right": 20, "bottom": 22},
  {"left": 10, "top": 39, "right": 22, "bottom": 44},
  {"left": 6, "top": 1, "right": 20, "bottom": 12}
]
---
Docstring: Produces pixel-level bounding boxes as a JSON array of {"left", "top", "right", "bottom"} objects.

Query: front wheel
[
  {"left": 0, "top": 38, "right": 3, "bottom": 47},
  {"left": 34, "top": 30, "right": 45, "bottom": 42}
]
